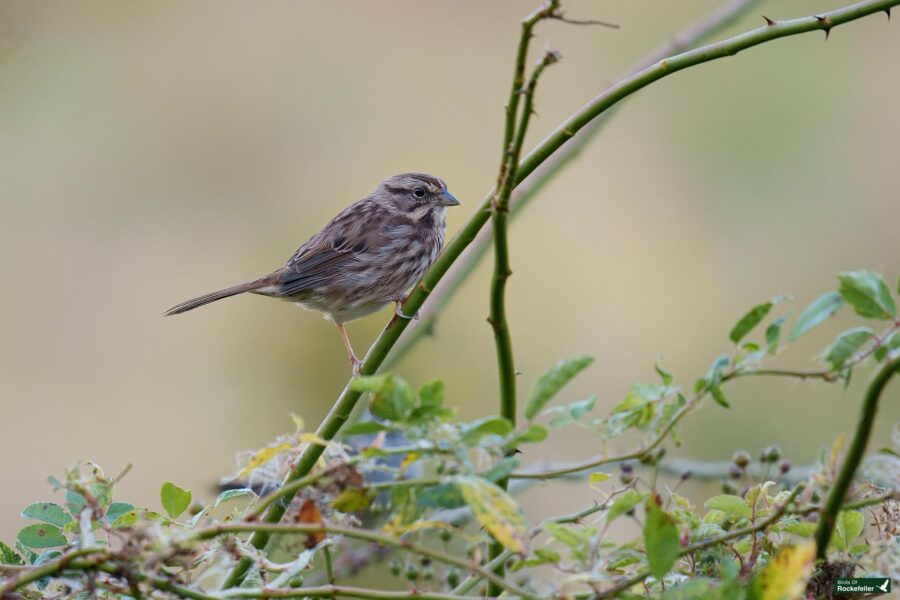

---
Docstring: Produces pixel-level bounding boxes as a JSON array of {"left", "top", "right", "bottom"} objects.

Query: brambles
[
  {"left": 3, "top": 0, "right": 899, "bottom": 596},
  {"left": 1, "top": 272, "right": 897, "bottom": 598}
]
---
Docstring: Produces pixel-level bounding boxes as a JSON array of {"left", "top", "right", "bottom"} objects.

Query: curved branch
[
  {"left": 386, "top": 0, "right": 766, "bottom": 368},
  {"left": 222, "top": 0, "right": 898, "bottom": 587},
  {"left": 814, "top": 355, "right": 900, "bottom": 559}
]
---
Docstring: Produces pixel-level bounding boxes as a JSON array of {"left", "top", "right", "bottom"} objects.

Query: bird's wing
[{"left": 276, "top": 228, "right": 387, "bottom": 296}]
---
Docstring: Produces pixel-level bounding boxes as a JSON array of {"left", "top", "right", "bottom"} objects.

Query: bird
[{"left": 165, "top": 173, "right": 460, "bottom": 375}]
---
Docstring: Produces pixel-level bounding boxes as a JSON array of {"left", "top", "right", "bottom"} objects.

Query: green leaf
[
  {"left": 104, "top": 502, "right": 134, "bottom": 524},
  {"left": 461, "top": 416, "right": 513, "bottom": 445},
  {"left": 21, "top": 503, "right": 72, "bottom": 528},
  {"left": 480, "top": 457, "right": 520, "bottom": 482},
  {"left": 543, "top": 522, "right": 593, "bottom": 561},
  {"left": 417, "top": 379, "right": 444, "bottom": 407},
  {"left": 456, "top": 476, "right": 528, "bottom": 554},
  {"left": 588, "top": 472, "right": 609, "bottom": 487},
  {"left": 545, "top": 396, "right": 596, "bottom": 427},
  {"left": 729, "top": 301, "right": 774, "bottom": 344},
  {"left": 213, "top": 488, "right": 256, "bottom": 509},
  {"left": 705, "top": 355, "right": 730, "bottom": 388},
  {"left": 65, "top": 491, "right": 86, "bottom": 517},
  {"left": 0, "top": 541, "right": 23, "bottom": 565},
  {"left": 831, "top": 510, "right": 865, "bottom": 551},
  {"left": 511, "top": 548, "right": 561, "bottom": 571},
  {"left": 662, "top": 579, "right": 715, "bottom": 600},
  {"left": 525, "top": 355, "right": 595, "bottom": 420},
  {"left": 824, "top": 327, "right": 874, "bottom": 370},
  {"left": 644, "top": 501, "right": 680, "bottom": 580},
  {"left": 331, "top": 488, "right": 374, "bottom": 513},
  {"left": 709, "top": 385, "right": 730, "bottom": 409},
  {"left": 655, "top": 360, "right": 673, "bottom": 386},
  {"left": 704, "top": 495, "right": 751, "bottom": 519},
  {"left": 606, "top": 489, "right": 643, "bottom": 523},
  {"left": 160, "top": 482, "right": 192, "bottom": 519},
  {"left": 505, "top": 424, "right": 548, "bottom": 450},
  {"left": 789, "top": 291, "right": 843, "bottom": 341},
  {"left": 110, "top": 510, "right": 139, "bottom": 529},
  {"left": 341, "top": 421, "right": 389, "bottom": 436},
  {"left": 16, "top": 524, "right": 67, "bottom": 549},
  {"left": 416, "top": 484, "right": 465, "bottom": 509},
  {"left": 765, "top": 315, "right": 788, "bottom": 354},
  {"left": 781, "top": 521, "right": 816, "bottom": 538},
  {"left": 838, "top": 271, "right": 896, "bottom": 320},
  {"left": 352, "top": 374, "right": 415, "bottom": 422}
]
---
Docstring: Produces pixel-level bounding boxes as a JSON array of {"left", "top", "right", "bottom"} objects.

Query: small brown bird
[{"left": 165, "top": 173, "right": 459, "bottom": 374}]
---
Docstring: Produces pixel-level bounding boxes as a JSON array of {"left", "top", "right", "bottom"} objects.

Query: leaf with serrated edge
[
  {"left": 525, "top": 356, "right": 594, "bottom": 420},
  {"left": 456, "top": 476, "right": 527, "bottom": 554},
  {"left": 838, "top": 270, "right": 896, "bottom": 320},
  {"left": 789, "top": 291, "right": 843, "bottom": 341}
]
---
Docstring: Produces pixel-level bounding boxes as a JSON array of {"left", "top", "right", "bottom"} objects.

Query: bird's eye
[{"left": 413, "top": 187, "right": 426, "bottom": 198}]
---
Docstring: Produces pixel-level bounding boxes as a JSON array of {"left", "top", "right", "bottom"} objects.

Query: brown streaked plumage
[{"left": 165, "top": 173, "right": 459, "bottom": 374}]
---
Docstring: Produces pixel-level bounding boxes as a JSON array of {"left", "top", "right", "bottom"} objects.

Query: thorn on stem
[
  {"left": 814, "top": 16, "right": 832, "bottom": 41},
  {"left": 762, "top": 15, "right": 776, "bottom": 26}
]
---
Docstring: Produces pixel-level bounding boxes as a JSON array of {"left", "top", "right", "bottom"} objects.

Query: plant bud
[
  {"left": 446, "top": 568, "right": 460, "bottom": 588},
  {"left": 760, "top": 445, "right": 781, "bottom": 463},
  {"left": 779, "top": 460, "right": 791, "bottom": 474},
  {"left": 732, "top": 450, "right": 751, "bottom": 469},
  {"left": 729, "top": 465, "right": 743, "bottom": 479},
  {"left": 721, "top": 480, "right": 738, "bottom": 495}
]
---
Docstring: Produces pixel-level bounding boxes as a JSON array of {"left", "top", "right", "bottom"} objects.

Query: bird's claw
[
  {"left": 393, "top": 299, "right": 419, "bottom": 321},
  {"left": 351, "top": 357, "right": 363, "bottom": 377}
]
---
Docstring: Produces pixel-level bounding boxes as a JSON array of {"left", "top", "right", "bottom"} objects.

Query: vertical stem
[
  {"left": 814, "top": 355, "right": 900, "bottom": 559},
  {"left": 486, "top": 5, "right": 559, "bottom": 590}
]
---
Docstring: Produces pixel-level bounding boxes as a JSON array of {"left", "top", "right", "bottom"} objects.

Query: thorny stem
[
  {"left": 814, "top": 355, "right": 900, "bottom": 559},
  {"left": 387, "top": 0, "right": 766, "bottom": 369},
  {"left": 222, "top": 0, "right": 899, "bottom": 588}
]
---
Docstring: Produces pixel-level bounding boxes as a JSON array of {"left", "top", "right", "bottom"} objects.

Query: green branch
[
  {"left": 221, "top": 0, "right": 898, "bottom": 588},
  {"left": 386, "top": 0, "right": 766, "bottom": 368},
  {"left": 814, "top": 354, "right": 900, "bottom": 559}
]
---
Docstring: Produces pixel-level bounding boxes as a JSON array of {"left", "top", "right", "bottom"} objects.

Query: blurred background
[{"left": 0, "top": 0, "right": 897, "bottom": 540}]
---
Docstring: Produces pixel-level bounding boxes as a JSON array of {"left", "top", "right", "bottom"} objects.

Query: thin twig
[{"left": 195, "top": 523, "right": 537, "bottom": 600}]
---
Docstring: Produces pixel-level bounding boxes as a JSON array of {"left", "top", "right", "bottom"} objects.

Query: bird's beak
[{"left": 438, "top": 190, "right": 460, "bottom": 207}]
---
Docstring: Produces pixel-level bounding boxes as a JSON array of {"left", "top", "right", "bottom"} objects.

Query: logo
[{"left": 834, "top": 577, "right": 891, "bottom": 595}]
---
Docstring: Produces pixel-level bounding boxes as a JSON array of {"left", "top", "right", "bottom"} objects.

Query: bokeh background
[{"left": 1, "top": 0, "right": 898, "bottom": 541}]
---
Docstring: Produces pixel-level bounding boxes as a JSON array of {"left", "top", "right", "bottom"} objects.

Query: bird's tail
[{"left": 164, "top": 275, "right": 276, "bottom": 316}]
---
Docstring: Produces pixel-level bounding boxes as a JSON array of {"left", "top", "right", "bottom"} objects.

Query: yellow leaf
[
  {"left": 758, "top": 542, "right": 815, "bottom": 600},
  {"left": 291, "top": 413, "right": 305, "bottom": 431},
  {"left": 297, "top": 432, "right": 331, "bottom": 446},
  {"left": 238, "top": 442, "right": 292, "bottom": 478},
  {"left": 588, "top": 472, "right": 610, "bottom": 488},
  {"left": 456, "top": 476, "right": 528, "bottom": 554}
]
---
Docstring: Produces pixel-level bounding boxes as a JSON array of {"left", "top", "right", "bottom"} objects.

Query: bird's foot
[
  {"left": 350, "top": 356, "right": 363, "bottom": 377},
  {"left": 393, "top": 297, "right": 419, "bottom": 321}
]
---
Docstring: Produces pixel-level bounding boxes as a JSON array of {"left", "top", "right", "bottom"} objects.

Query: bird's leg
[
  {"left": 392, "top": 294, "right": 419, "bottom": 321},
  {"left": 336, "top": 323, "right": 363, "bottom": 376}
]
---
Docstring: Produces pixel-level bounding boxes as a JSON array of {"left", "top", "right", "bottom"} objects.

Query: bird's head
[{"left": 376, "top": 173, "right": 460, "bottom": 221}]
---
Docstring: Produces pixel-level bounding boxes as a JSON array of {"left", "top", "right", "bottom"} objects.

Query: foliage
[
  {"left": 0, "top": 272, "right": 897, "bottom": 599},
  {"left": 2, "top": 0, "right": 899, "bottom": 598}
]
